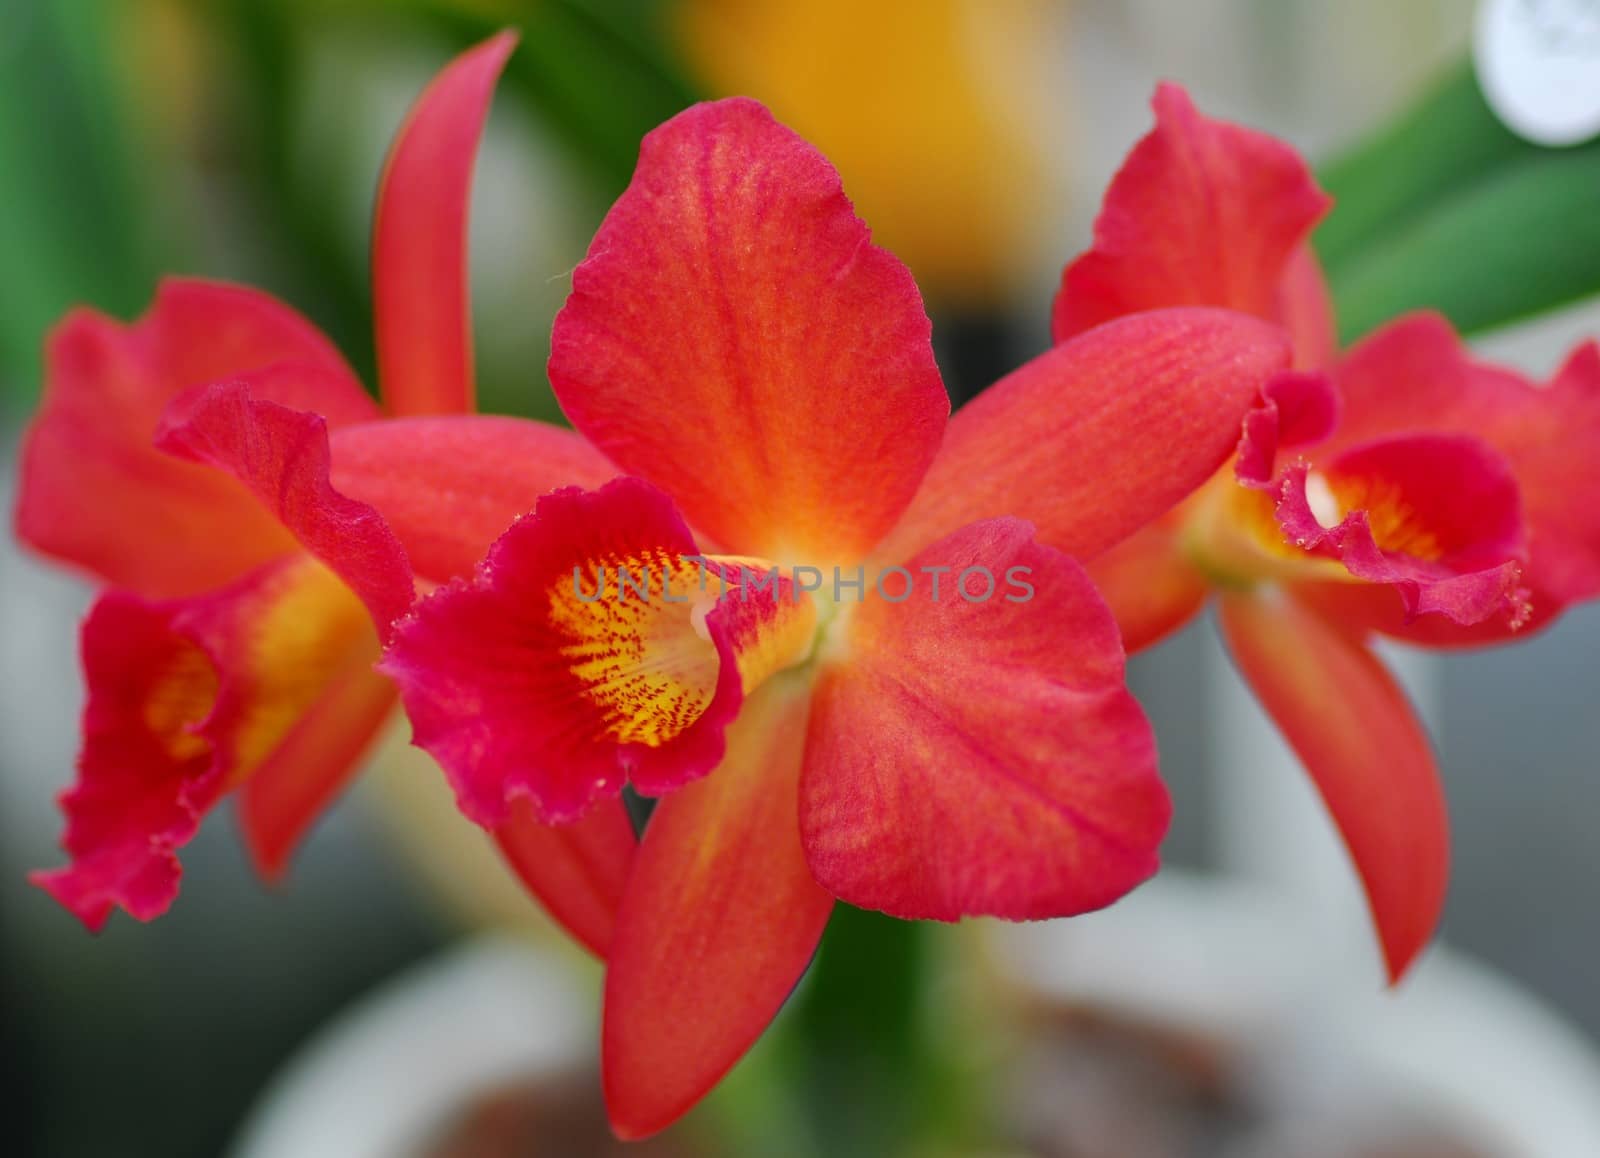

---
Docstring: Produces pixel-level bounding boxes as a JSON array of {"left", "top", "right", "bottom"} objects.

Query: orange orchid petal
[
  {"left": 882, "top": 308, "right": 1291, "bottom": 563},
  {"left": 171, "top": 562, "right": 374, "bottom": 794},
  {"left": 15, "top": 280, "right": 369, "bottom": 599},
  {"left": 34, "top": 376, "right": 424, "bottom": 909},
  {"left": 602, "top": 678, "right": 832, "bottom": 1140},
  {"left": 1218, "top": 592, "right": 1449, "bottom": 982},
  {"left": 238, "top": 661, "right": 396, "bottom": 882},
  {"left": 1052, "top": 84, "right": 1331, "bottom": 353},
  {"left": 330, "top": 415, "right": 619, "bottom": 583},
  {"left": 373, "top": 31, "right": 516, "bottom": 417},
  {"left": 676, "top": 0, "right": 1057, "bottom": 305},
  {"left": 550, "top": 97, "right": 948, "bottom": 563},
  {"left": 1278, "top": 245, "right": 1338, "bottom": 369},
  {"left": 1086, "top": 515, "right": 1210, "bottom": 653}
]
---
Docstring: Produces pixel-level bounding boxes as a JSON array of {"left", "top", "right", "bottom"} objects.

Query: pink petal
[
  {"left": 801, "top": 517, "right": 1169, "bottom": 920},
  {"left": 1331, "top": 314, "right": 1600, "bottom": 622},
  {"left": 34, "top": 557, "right": 382, "bottom": 928},
  {"left": 372, "top": 32, "right": 516, "bottom": 417},
  {"left": 1052, "top": 84, "right": 1331, "bottom": 355},
  {"left": 1233, "top": 370, "right": 1341, "bottom": 487},
  {"left": 154, "top": 378, "right": 415, "bottom": 634},
  {"left": 1272, "top": 435, "right": 1531, "bottom": 628},
  {"left": 381, "top": 478, "right": 815, "bottom": 826}
]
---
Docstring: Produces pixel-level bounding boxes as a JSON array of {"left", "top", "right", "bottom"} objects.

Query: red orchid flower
[
  {"left": 1053, "top": 85, "right": 1600, "bottom": 983},
  {"left": 17, "top": 34, "right": 635, "bottom": 952},
  {"left": 376, "top": 95, "right": 1294, "bottom": 1137}
]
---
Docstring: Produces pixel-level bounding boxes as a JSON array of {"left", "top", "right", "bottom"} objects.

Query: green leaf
[
  {"left": 1319, "top": 60, "right": 1600, "bottom": 342},
  {"left": 1327, "top": 146, "right": 1600, "bottom": 342},
  {"left": 0, "top": 0, "right": 158, "bottom": 411},
  {"left": 425, "top": 0, "right": 703, "bottom": 198},
  {"left": 210, "top": 0, "right": 379, "bottom": 386},
  {"left": 790, "top": 906, "right": 930, "bottom": 1157}
]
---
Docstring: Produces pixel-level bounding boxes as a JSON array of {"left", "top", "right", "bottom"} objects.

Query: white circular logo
[{"left": 1475, "top": 0, "right": 1600, "bottom": 146}]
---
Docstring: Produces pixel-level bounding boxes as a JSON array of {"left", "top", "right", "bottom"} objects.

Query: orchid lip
[{"left": 1178, "top": 464, "right": 1357, "bottom": 591}]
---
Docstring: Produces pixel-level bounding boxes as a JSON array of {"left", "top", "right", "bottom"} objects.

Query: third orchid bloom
[{"left": 1062, "top": 86, "right": 1600, "bottom": 983}]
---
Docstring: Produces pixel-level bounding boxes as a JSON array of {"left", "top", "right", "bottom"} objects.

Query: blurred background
[{"left": 4, "top": 1, "right": 1599, "bottom": 1155}]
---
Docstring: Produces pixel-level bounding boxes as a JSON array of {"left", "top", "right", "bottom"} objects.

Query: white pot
[
  {"left": 230, "top": 936, "right": 593, "bottom": 1158},
  {"left": 991, "top": 870, "right": 1600, "bottom": 1158}
]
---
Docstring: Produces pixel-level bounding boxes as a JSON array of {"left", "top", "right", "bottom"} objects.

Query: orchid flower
[
  {"left": 376, "top": 94, "right": 1293, "bottom": 1136},
  {"left": 18, "top": 35, "right": 636, "bottom": 951},
  {"left": 1052, "top": 85, "right": 1600, "bottom": 982}
]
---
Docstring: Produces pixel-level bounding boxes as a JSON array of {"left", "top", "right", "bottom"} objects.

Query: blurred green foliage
[
  {"left": 1320, "top": 60, "right": 1600, "bottom": 343},
  {"left": 0, "top": 2, "right": 161, "bottom": 401},
  {"left": 0, "top": 0, "right": 700, "bottom": 417},
  {"left": 6, "top": 3, "right": 1599, "bottom": 421}
]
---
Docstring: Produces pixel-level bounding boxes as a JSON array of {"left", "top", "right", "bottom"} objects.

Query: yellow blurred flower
[{"left": 676, "top": 0, "right": 1066, "bottom": 308}]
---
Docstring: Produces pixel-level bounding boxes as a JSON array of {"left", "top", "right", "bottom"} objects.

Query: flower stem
[{"left": 789, "top": 905, "right": 935, "bottom": 1157}]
